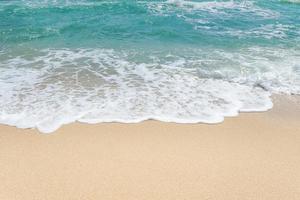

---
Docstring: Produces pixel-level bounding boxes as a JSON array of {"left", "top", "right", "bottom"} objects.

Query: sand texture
[{"left": 0, "top": 95, "right": 300, "bottom": 200}]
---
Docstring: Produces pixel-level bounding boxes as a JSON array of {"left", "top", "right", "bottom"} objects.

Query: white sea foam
[
  {"left": 166, "top": 0, "right": 238, "bottom": 11},
  {"left": 160, "top": 0, "right": 279, "bottom": 18},
  {"left": 226, "top": 24, "right": 294, "bottom": 39},
  {"left": 0, "top": 0, "right": 117, "bottom": 9},
  {"left": 0, "top": 47, "right": 299, "bottom": 133}
]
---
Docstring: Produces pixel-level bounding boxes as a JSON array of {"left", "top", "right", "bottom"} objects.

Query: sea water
[{"left": 0, "top": 0, "right": 299, "bottom": 133}]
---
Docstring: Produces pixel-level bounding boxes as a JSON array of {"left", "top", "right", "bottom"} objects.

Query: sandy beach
[
  {"left": 1, "top": 1, "right": 300, "bottom": 199},
  {"left": 0, "top": 95, "right": 299, "bottom": 200}
]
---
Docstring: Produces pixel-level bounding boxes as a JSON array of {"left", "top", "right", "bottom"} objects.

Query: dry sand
[{"left": 0, "top": 95, "right": 300, "bottom": 200}]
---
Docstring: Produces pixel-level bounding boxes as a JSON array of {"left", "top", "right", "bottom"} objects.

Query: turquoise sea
[{"left": 0, "top": 0, "right": 299, "bottom": 133}]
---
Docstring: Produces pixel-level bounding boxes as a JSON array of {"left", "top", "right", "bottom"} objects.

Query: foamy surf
[{"left": 0, "top": 47, "right": 299, "bottom": 133}]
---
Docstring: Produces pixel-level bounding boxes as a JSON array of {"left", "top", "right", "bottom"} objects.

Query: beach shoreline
[{"left": 0, "top": 94, "right": 299, "bottom": 199}]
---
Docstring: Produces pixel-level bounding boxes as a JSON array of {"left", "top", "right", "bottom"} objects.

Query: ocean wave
[
  {"left": 159, "top": 0, "right": 279, "bottom": 18},
  {"left": 225, "top": 24, "right": 295, "bottom": 39},
  {"left": 0, "top": 0, "right": 116, "bottom": 8},
  {"left": 0, "top": 47, "right": 299, "bottom": 133},
  {"left": 281, "top": 0, "right": 300, "bottom": 4}
]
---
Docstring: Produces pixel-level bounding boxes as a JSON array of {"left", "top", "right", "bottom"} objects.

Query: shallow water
[{"left": 0, "top": 0, "right": 299, "bottom": 133}]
